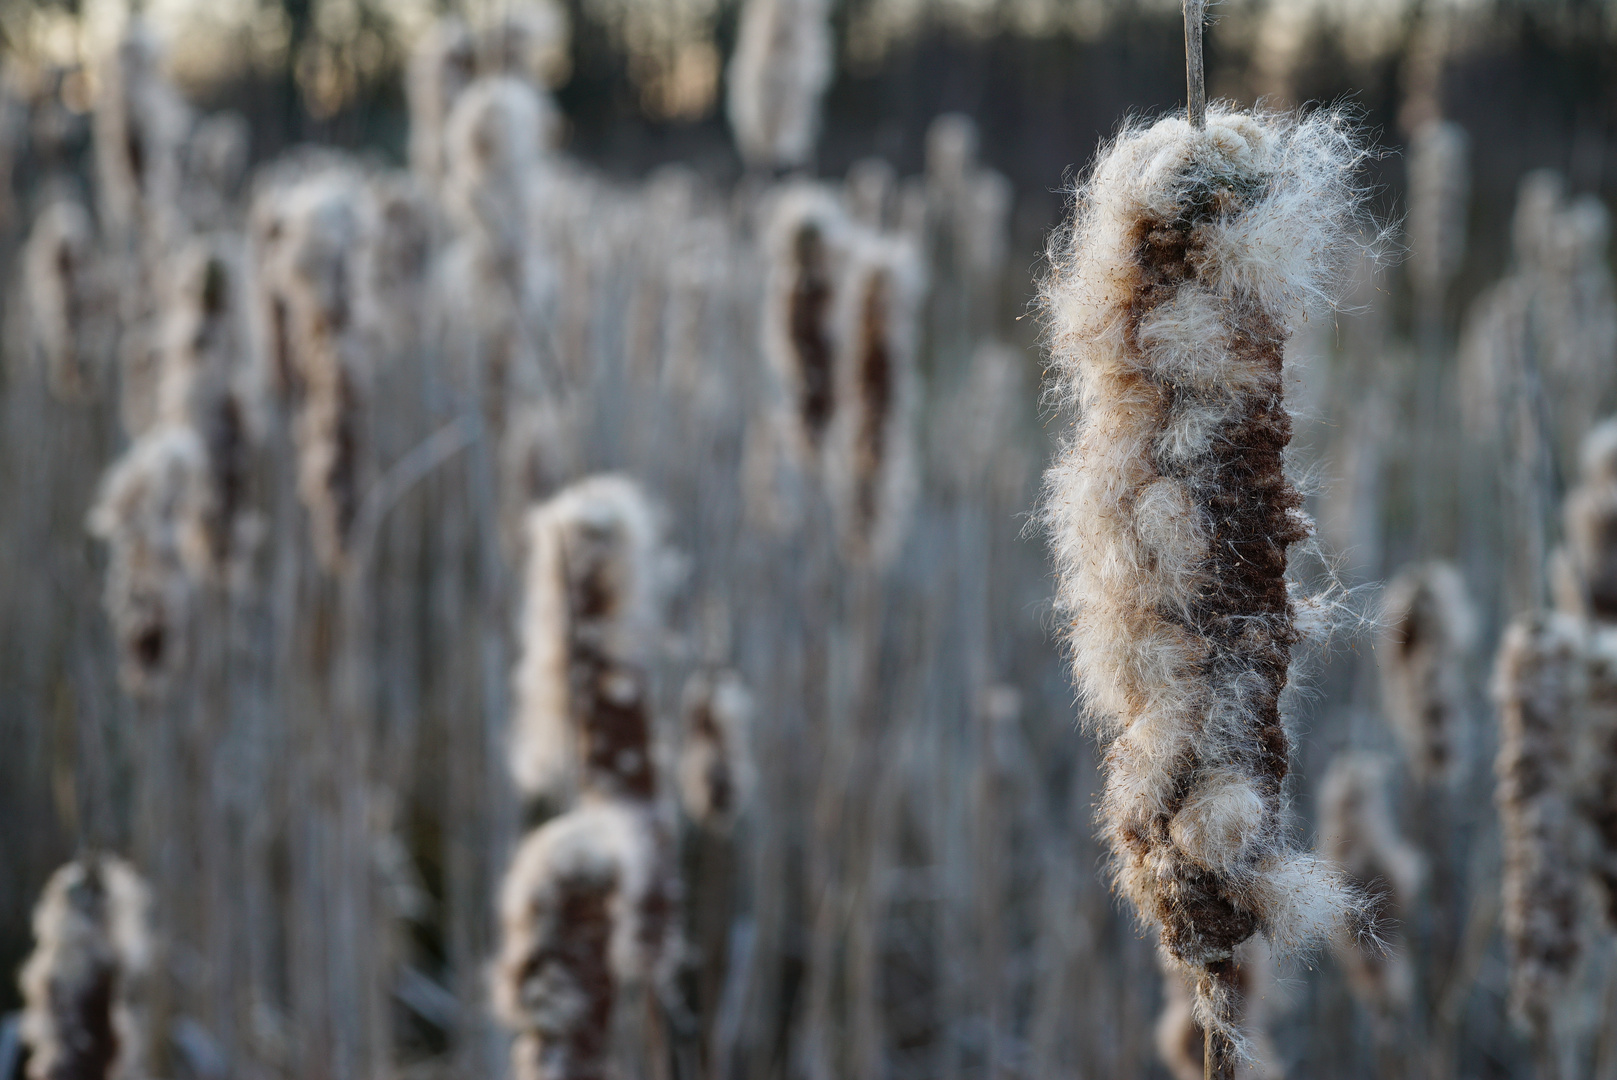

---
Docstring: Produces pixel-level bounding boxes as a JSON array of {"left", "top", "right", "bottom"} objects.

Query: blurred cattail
[
  {"left": 678, "top": 668, "right": 756, "bottom": 830},
  {"left": 1040, "top": 107, "right": 1371, "bottom": 1059},
  {"left": 494, "top": 799, "right": 680, "bottom": 1080},
  {"left": 1155, "top": 940, "right": 1283, "bottom": 1080},
  {"left": 1552, "top": 419, "right": 1617, "bottom": 621},
  {"left": 824, "top": 230, "right": 921, "bottom": 568},
  {"left": 1582, "top": 628, "right": 1617, "bottom": 926},
  {"left": 923, "top": 113, "right": 1013, "bottom": 284},
  {"left": 92, "top": 20, "right": 188, "bottom": 246},
  {"left": 19, "top": 855, "right": 154, "bottom": 1080},
  {"left": 511, "top": 475, "right": 668, "bottom": 805},
  {"left": 1494, "top": 613, "right": 1588, "bottom": 1051},
  {"left": 1377, "top": 561, "right": 1477, "bottom": 787},
  {"left": 761, "top": 184, "right": 846, "bottom": 465},
  {"left": 844, "top": 158, "right": 897, "bottom": 231},
  {"left": 406, "top": 17, "right": 478, "bottom": 195},
  {"left": 181, "top": 111, "right": 250, "bottom": 232},
  {"left": 478, "top": 1, "right": 573, "bottom": 90},
  {"left": 726, "top": 0, "right": 832, "bottom": 169},
  {"left": 1318, "top": 753, "right": 1425, "bottom": 1019},
  {"left": 157, "top": 238, "right": 257, "bottom": 580},
  {"left": 89, "top": 425, "right": 209, "bottom": 695},
  {"left": 251, "top": 168, "right": 371, "bottom": 572},
  {"left": 1404, "top": 120, "right": 1469, "bottom": 307},
  {"left": 359, "top": 172, "right": 437, "bottom": 354},
  {"left": 24, "top": 197, "right": 108, "bottom": 402}
]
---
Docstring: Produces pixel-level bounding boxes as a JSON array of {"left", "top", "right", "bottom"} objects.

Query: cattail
[
  {"left": 677, "top": 668, "right": 756, "bottom": 830},
  {"left": 92, "top": 20, "right": 188, "bottom": 246},
  {"left": 1040, "top": 107, "right": 1372, "bottom": 1058},
  {"left": 1404, "top": 119, "right": 1469, "bottom": 307},
  {"left": 24, "top": 197, "right": 108, "bottom": 402},
  {"left": 510, "top": 475, "right": 668, "bottom": 805},
  {"left": 1494, "top": 613, "right": 1588, "bottom": 1051},
  {"left": 359, "top": 172, "right": 437, "bottom": 354},
  {"left": 406, "top": 17, "right": 478, "bottom": 194},
  {"left": 761, "top": 183, "right": 846, "bottom": 465},
  {"left": 1318, "top": 753, "right": 1424, "bottom": 1019},
  {"left": 1553, "top": 420, "right": 1617, "bottom": 621},
  {"left": 251, "top": 167, "right": 371, "bottom": 572},
  {"left": 1155, "top": 940, "right": 1283, "bottom": 1080},
  {"left": 494, "top": 799, "right": 680, "bottom": 1080},
  {"left": 89, "top": 425, "right": 209, "bottom": 695},
  {"left": 181, "top": 111, "right": 250, "bottom": 232},
  {"left": 1377, "top": 562, "right": 1477, "bottom": 787},
  {"left": 924, "top": 113, "right": 1013, "bottom": 283},
  {"left": 478, "top": 1, "right": 573, "bottom": 90},
  {"left": 19, "top": 855, "right": 154, "bottom": 1080},
  {"left": 824, "top": 230, "right": 921, "bottom": 568},
  {"left": 845, "top": 158, "right": 897, "bottom": 231},
  {"left": 726, "top": 0, "right": 832, "bottom": 169},
  {"left": 157, "top": 238, "right": 257, "bottom": 580},
  {"left": 1583, "top": 628, "right": 1617, "bottom": 926}
]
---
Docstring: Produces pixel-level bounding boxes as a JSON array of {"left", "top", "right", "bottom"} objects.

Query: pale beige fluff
[
  {"left": 678, "top": 668, "right": 757, "bottom": 829},
  {"left": 760, "top": 182, "right": 848, "bottom": 466},
  {"left": 1377, "top": 562, "right": 1477, "bottom": 786},
  {"left": 92, "top": 19, "right": 189, "bottom": 245},
  {"left": 1404, "top": 120, "right": 1470, "bottom": 303},
  {"left": 511, "top": 475, "right": 667, "bottom": 802},
  {"left": 89, "top": 424, "right": 210, "bottom": 695},
  {"left": 1318, "top": 753, "right": 1424, "bottom": 1017},
  {"left": 1040, "top": 105, "right": 1371, "bottom": 1051},
  {"left": 251, "top": 166, "right": 373, "bottom": 572},
  {"left": 1494, "top": 614, "right": 1590, "bottom": 1041},
  {"left": 726, "top": 0, "right": 832, "bottom": 168},
  {"left": 1554, "top": 419, "right": 1617, "bottom": 621},
  {"left": 824, "top": 229, "right": 922, "bottom": 568},
  {"left": 24, "top": 197, "right": 108, "bottom": 402},
  {"left": 494, "top": 798, "right": 680, "bottom": 1080},
  {"left": 20, "top": 855, "right": 154, "bottom": 1080}
]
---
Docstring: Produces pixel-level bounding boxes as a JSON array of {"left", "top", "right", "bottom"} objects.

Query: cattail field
[{"left": 2, "top": 1, "right": 1617, "bottom": 1078}]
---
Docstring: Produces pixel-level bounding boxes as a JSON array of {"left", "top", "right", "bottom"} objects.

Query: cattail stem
[
  {"left": 1184, "top": 0, "right": 1206, "bottom": 129},
  {"left": 1202, "top": 960, "right": 1237, "bottom": 1080}
]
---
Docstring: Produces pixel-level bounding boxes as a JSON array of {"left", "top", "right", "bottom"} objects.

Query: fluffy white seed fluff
[
  {"left": 89, "top": 425, "right": 210, "bottom": 695},
  {"left": 1404, "top": 120, "right": 1469, "bottom": 304},
  {"left": 678, "top": 668, "right": 756, "bottom": 830},
  {"left": 1377, "top": 562, "right": 1477, "bottom": 787},
  {"left": 1040, "top": 105, "right": 1371, "bottom": 1050},
  {"left": 825, "top": 229, "right": 922, "bottom": 568},
  {"left": 19, "top": 855, "right": 154, "bottom": 1080},
  {"left": 494, "top": 799, "right": 680, "bottom": 1080},
  {"left": 1155, "top": 939, "right": 1283, "bottom": 1080},
  {"left": 1494, "top": 613, "right": 1590, "bottom": 1041},
  {"left": 726, "top": 0, "right": 832, "bottom": 168},
  {"left": 1318, "top": 752, "right": 1425, "bottom": 1018},
  {"left": 24, "top": 197, "right": 107, "bottom": 402},
  {"left": 511, "top": 475, "right": 668, "bottom": 803},
  {"left": 761, "top": 183, "right": 848, "bottom": 466}
]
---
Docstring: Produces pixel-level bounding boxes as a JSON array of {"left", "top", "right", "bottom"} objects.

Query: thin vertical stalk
[{"left": 1184, "top": 0, "right": 1206, "bottom": 130}]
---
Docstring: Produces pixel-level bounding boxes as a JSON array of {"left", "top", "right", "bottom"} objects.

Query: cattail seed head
[
  {"left": 761, "top": 183, "right": 847, "bottom": 465},
  {"left": 1554, "top": 419, "right": 1617, "bottom": 621},
  {"left": 726, "top": 0, "right": 832, "bottom": 169},
  {"left": 19, "top": 855, "right": 154, "bottom": 1080},
  {"left": 1377, "top": 562, "right": 1477, "bottom": 787},
  {"left": 825, "top": 229, "right": 922, "bottom": 568},
  {"left": 1494, "top": 613, "right": 1589, "bottom": 1040},
  {"left": 924, "top": 113, "right": 1013, "bottom": 282},
  {"left": 24, "top": 196, "right": 108, "bottom": 402},
  {"left": 89, "top": 425, "right": 210, "bottom": 695},
  {"left": 1319, "top": 752, "right": 1424, "bottom": 1016},
  {"left": 494, "top": 800, "right": 681, "bottom": 1080},
  {"left": 443, "top": 75, "right": 559, "bottom": 249},
  {"left": 512, "top": 475, "right": 669, "bottom": 804},
  {"left": 1040, "top": 106, "right": 1372, "bottom": 1049},
  {"left": 677, "top": 668, "right": 756, "bottom": 830},
  {"left": 92, "top": 20, "right": 189, "bottom": 247}
]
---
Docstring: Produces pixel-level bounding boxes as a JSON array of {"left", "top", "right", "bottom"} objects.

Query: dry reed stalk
[
  {"left": 1377, "top": 562, "right": 1477, "bottom": 787},
  {"left": 1318, "top": 753, "right": 1425, "bottom": 1022},
  {"left": 510, "top": 475, "right": 669, "bottom": 806},
  {"left": 1155, "top": 939, "right": 1283, "bottom": 1080},
  {"left": 726, "top": 0, "right": 832, "bottom": 169},
  {"left": 825, "top": 230, "right": 921, "bottom": 569},
  {"left": 1494, "top": 614, "right": 1588, "bottom": 1064},
  {"left": 761, "top": 184, "right": 847, "bottom": 467},
  {"left": 494, "top": 799, "right": 681, "bottom": 1080},
  {"left": 1404, "top": 120, "right": 1470, "bottom": 309},
  {"left": 1040, "top": 106, "right": 1372, "bottom": 1062},
  {"left": 19, "top": 855, "right": 154, "bottom": 1080},
  {"left": 88, "top": 424, "right": 208, "bottom": 695},
  {"left": 24, "top": 197, "right": 107, "bottom": 402}
]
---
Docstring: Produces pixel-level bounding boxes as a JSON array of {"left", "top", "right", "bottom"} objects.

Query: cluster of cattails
[
  {"left": 1040, "top": 105, "right": 1372, "bottom": 1062},
  {"left": 19, "top": 855, "right": 154, "bottom": 1080}
]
